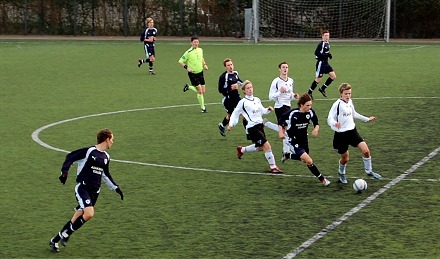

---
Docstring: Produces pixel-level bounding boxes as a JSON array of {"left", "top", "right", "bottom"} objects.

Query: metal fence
[
  {"left": 0, "top": 0, "right": 247, "bottom": 37},
  {"left": 1, "top": 0, "right": 439, "bottom": 39}
]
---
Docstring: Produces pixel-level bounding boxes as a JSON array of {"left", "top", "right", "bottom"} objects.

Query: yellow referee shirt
[{"left": 178, "top": 47, "right": 204, "bottom": 73}]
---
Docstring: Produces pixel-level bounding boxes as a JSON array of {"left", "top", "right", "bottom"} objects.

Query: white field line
[
  {"left": 283, "top": 146, "right": 440, "bottom": 259},
  {"left": 31, "top": 98, "right": 440, "bottom": 256},
  {"left": 31, "top": 97, "right": 440, "bottom": 181}
]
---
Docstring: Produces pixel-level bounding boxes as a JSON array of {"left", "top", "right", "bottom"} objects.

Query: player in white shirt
[
  {"left": 265, "top": 62, "right": 299, "bottom": 157},
  {"left": 327, "top": 83, "right": 382, "bottom": 184},
  {"left": 228, "top": 80, "right": 283, "bottom": 174}
]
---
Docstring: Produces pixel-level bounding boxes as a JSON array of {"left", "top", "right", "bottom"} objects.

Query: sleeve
[
  {"left": 352, "top": 104, "right": 370, "bottom": 122},
  {"left": 102, "top": 169, "right": 119, "bottom": 190},
  {"left": 229, "top": 99, "right": 244, "bottom": 127},
  {"left": 60, "top": 147, "right": 89, "bottom": 174},
  {"left": 258, "top": 98, "right": 271, "bottom": 115},
  {"left": 139, "top": 29, "right": 145, "bottom": 42},
  {"left": 327, "top": 101, "right": 340, "bottom": 131},
  {"left": 314, "top": 42, "right": 328, "bottom": 60},
  {"left": 268, "top": 78, "right": 280, "bottom": 101},
  {"left": 101, "top": 153, "right": 119, "bottom": 190},
  {"left": 311, "top": 109, "right": 319, "bottom": 127},
  {"left": 178, "top": 50, "right": 188, "bottom": 63},
  {"left": 236, "top": 72, "right": 243, "bottom": 84},
  {"left": 218, "top": 73, "right": 228, "bottom": 96}
]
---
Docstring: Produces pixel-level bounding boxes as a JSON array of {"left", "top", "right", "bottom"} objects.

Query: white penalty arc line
[
  {"left": 283, "top": 146, "right": 440, "bottom": 259},
  {"left": 32, "top": 97, "right": 440, "bottom": 179}
]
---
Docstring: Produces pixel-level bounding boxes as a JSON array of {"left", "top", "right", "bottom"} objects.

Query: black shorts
[
  {"left": 188, "top": 71, "right": 206, "bottom": 87},
  {"left": 74, "top": 182, "right": 100, "bottom": 210},
  {"left": 275, "top": 105, "right": 291, "bottom": 121},
  {"left": 223, "top": 97, "right": 240, "bottom": 114},
  {"left": 332, "top": 128, "right": 364, "bottom": 154},
  {"left": 315, "top": 61, "right": 333, "bottom": 77},
  {"left": 247, "top": 124, "right": 267, "bottom": 147}
]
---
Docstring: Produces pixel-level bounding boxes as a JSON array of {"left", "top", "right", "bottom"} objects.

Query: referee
[{"left": 178, "top": 37, "right": 209, "bottom": 113}]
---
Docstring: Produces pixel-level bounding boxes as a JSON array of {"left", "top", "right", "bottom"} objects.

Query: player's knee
[
  {"left": 82, "top": 211, "right": 95, "bottom": 221},
  {"left": 340, "top": 154, "right": 349, "bottom": 164},
  {"left": 262, "top": 141, "right": 271, "bottom": 151},
  {"left": 362, "top": 150, "right": 371, "bottom": 158}
]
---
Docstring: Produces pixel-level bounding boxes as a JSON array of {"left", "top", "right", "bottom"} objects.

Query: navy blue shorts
[
  {"left": 74, "top": 183, "right": 99, "bottom": 211},
  {"left": 222, "top": 97, "right": 240, "bottom": 114},
  {"left": 315, "top": 61, "right": 333, "bottom": 77},
  {"left": 287, "top": 142, "right": 309, "bottom": 160}
]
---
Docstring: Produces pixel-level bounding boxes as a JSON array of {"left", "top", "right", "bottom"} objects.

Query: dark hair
[
  {"left": 297, "top": 93, "right": 312, "bottom": 107},
  {"left": 223, "top": 58, "right": 232, "bottom": 67},
  {"left": 322, "top": 29, "right": 330, "bottom": 35},
  {"left": 278, "top": 61, "right": 288, "bottom": 68},
  {"left": 97, "top": 128, "right": 113, "bottom": 144},
  {"left": 191, "top": 36, "right": 199, "bottom": 42}
]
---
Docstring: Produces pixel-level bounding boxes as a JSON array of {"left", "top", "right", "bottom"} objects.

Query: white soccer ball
[{"left": 353, "top": 179, "right": 367, "bottom": 193}]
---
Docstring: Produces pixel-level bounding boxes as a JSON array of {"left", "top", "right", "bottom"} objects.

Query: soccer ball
[{"left": 352, "top": 179, "right": 367, "bottom": 193}]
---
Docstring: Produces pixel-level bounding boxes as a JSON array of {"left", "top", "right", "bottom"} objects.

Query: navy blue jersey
[
  {"left": 314, "top": 41, "right": 331, "bottom": 61},
  {"left": 218, "top": 71, "right": 242, "bottom": 101},
  {"left": 279, "top": 108, "right": 319, "bottom": 146},
  {"left": 61, "top": 146, "right": 119, "bottom": 190},
  {"left": 140, "top": 27, "right": 158, "bottom": 48}
]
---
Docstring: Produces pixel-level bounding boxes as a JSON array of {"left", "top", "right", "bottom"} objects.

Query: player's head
[
  {"left": 338, "top": 83, "right": 352, "bottom": 101},
  {"left": 191, "top": 37, "right": 200, "bottom": 48},
  {"left": 278, "top": 61, "right": 289, "bottom": 75},
  {"left": 278, "top": 61, "right": 288, "bottom": 69},
  {"left": 339, "top": 83, "right": 352, "bottom": 93},
  {"left": 298, "top": 93, "right": 312, "bottom": 109},
  {"left": 145, "top": 17, "right": 154, "bottom": 27},
  {"left": 241, "top": 80, "right": 253, "bottom": 95},
  {"left": 321, "top": 29, "right": 330, "bottom": 41},
  {"left": 223, "top": 58, "right": 234, "bottom": 72},
  {"left": 97, "top": 128, "right": 114, "bottom": 146}
]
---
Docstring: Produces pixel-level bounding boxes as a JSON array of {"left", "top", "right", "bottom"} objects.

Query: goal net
[{"left": 251, "top": 0, "right": 390, "bottom": 42}]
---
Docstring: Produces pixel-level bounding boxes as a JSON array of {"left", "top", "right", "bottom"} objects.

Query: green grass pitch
[{"left": 0, "top": 38, "right": 439, "bottom": 258}]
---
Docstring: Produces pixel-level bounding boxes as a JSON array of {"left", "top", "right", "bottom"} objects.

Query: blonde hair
[
  {"left": 241, "top": 80, "right": 253, "bottom": 91},
  {"left": 145, "top": 17, "right": 154, "bottom": 24},
  {"left": 338, "top": 83, "right": 352, "bottom": 94}
]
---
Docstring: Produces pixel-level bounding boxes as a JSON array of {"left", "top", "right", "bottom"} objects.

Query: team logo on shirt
[
  {"left": 104, "top": 159, "right": 108, "bottom": 164},
  {"left": 306, "top": 114, "right": 310, "bottom": 120}
]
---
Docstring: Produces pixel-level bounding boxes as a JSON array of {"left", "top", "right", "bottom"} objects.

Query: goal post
[{"left": 251, "top": 0, "right": 391, "bottom": 42}]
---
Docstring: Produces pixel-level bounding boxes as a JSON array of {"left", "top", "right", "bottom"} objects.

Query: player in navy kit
[
  {"left": 307, "top": 30, "right": 336, "bottom": 99},
  {"left": 138, "top": 17, "right": 157, "bottom": 75},
  {"left": 278, "top": 93, "right": 330, "bottom": 186},
  {"left": 217, "top": 58, "right": 245, "bottom": 137},
  {"left": 49, "top": 128, "right": 123, "bottom": 253}
]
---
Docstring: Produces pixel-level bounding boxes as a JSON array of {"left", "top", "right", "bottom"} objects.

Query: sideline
[{"left": 283, "top": 147, "right": 440, "bottom": 258}]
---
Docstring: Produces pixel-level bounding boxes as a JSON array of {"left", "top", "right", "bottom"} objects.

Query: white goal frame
[{"left": 251, "top": 0, "right": 391, "bottom": 42}]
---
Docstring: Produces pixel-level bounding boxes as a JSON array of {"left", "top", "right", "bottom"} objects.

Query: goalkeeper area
[{"left": 250, "top": 0, "right": 390, "bottom": 42}]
